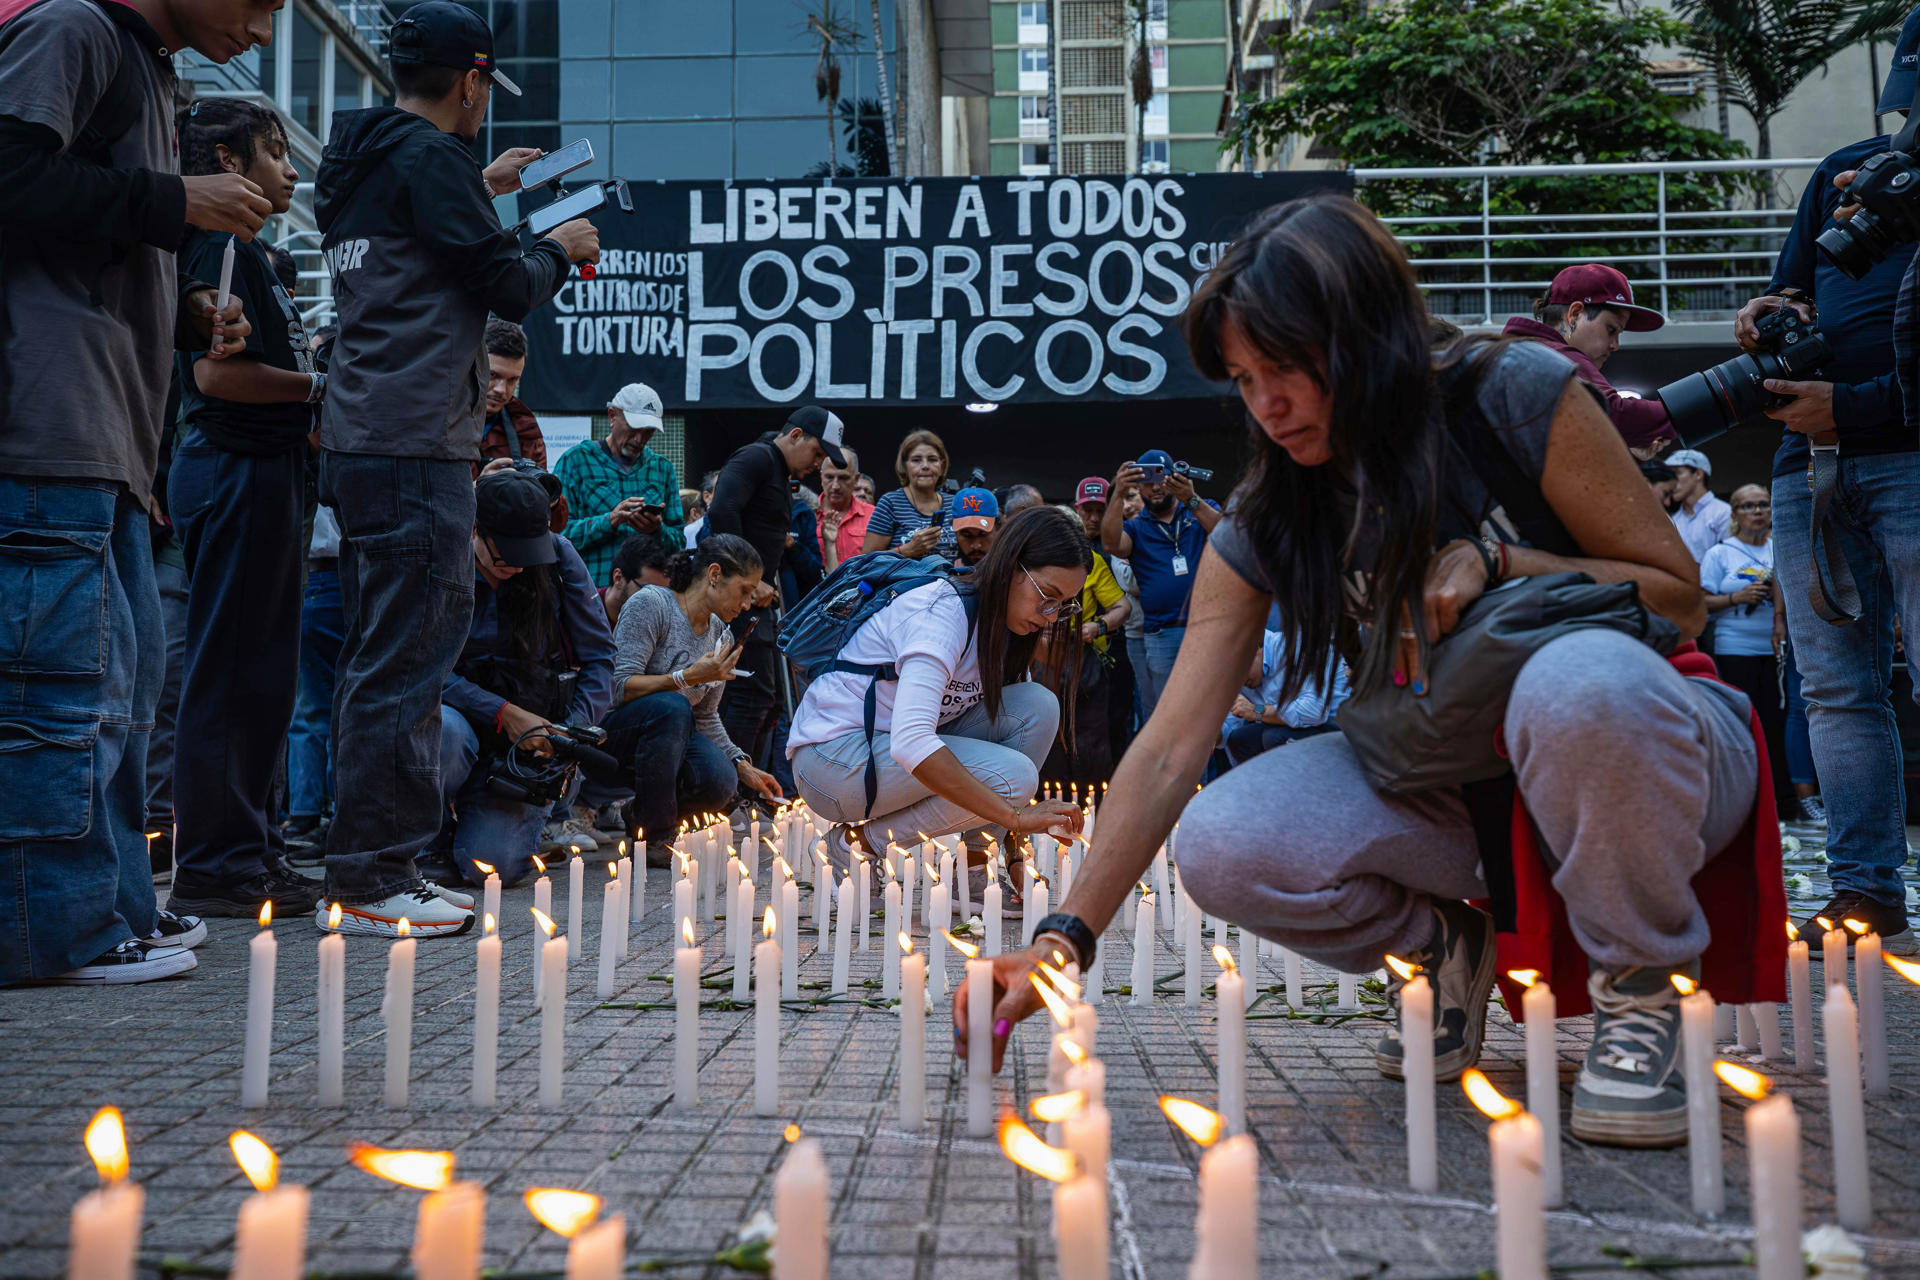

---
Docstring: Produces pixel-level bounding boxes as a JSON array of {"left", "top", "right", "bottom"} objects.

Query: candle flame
[
  {"left": 899, "top": 931, "right": 913, "bottom": 955},
  {"left": 570, "top": 845, "right": 581, "bottom": 857},
  {"left": 327, "top": 902, "right": 342, "bottom": 930},
  {"left": 533, "top": 855, "right": 548, "bottom": 874},
  {"left": 943, "top": 928, "right": 979, "bottom": 959},
  {"left": 776, "top": 857, "right": 794, "bottom": 880},
  {"left": 524, "top": 1188, "right": 600, "bottom": 1237},
  {"left": 681, "top": 916, "right": 695, "bottom": 947},
  {"left": 257, "top": 901, "right": 272, "bottom": 929},
  {"left": 1212, "top": 944, "right": 1235, "bottom": 975},
  {"left": 1507, "top": 969, "right": 1541, "bottom": 989},
  {"left": 1461, "top": 1069, "right": 1522, "bottom": 1120},
  {"left": 1030, "top": 973, "right": 1075, "bottom": 1029},
  {"left": 1816, "top": 916, "right": 1835, "bottom": 933},
  {"left": 1714, "top": 1061, "right": 1771, "bottom": 1100},
  {"left": 618, "top": 841, "right": 627, "bottom": 857},
  {"left": 1383, "top": 954, "right": 1419, "bottom": 982},
  {"left": 1037, "top": 960, "right": 1082, "bottom": 1001},
  {"left": 1787, "top": 920, "right": 1800, "bottom": 942},
  {"left": 473, "top": 861, "right": 495, "bottom": 876},
  {"left": 1030, "top": 1089, "right": 1085, "bottom": 1122},
  {"left": 998, "top": 1113, "right": 1076, "bottom": 1182},
  {"left": 1158, "top": 1097, "right": 1224, "bottom": 1147},
  {"left": 396, "top": 917, "right": 411, "bottom": 939},
  {"left": 531, "top": 907, "right": 556, "bottom": 937},
  {"left": 785, "top": 1124, "right": 802, "bottom": 1143},
  {"left": 1669, "top": 974, "right": 1698, "bottom": 996},
  {"left": 347, "top": 1144, "right": 453, "bottom": 1190},
  {"left": 1844, "top": 918, "right": 1871, "bottom": 936},
  {"left": 763, "top": 907, "right": 776, "bottom": 938},
  {"left": 1057, "top": 1038, "right": 1087, "bottom": 1065},
  {"left": 83, "top": 1107, "right": 128, "bottom": 1185},
  {"left": 1884, "top": 953, "right": 1920, "bottom": 985},
  {"left": 608, "top": 861, "right": 617, "bottom": 879},
  {"left": 229, "top": 1131, "right": 278, "bottom": 1192}
]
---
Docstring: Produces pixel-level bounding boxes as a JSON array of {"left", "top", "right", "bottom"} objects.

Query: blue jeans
[
  {"left": 1125, "top": 634, "right": 1149, "bottom": 728},
  {"left": 289, "top": 565, "right": 343, "bottom": 819},
  {"left": 0, "top": 478, "right": 162, "bottom": 982},
  {"left": 1223, "top": 719, "right": 1337, "bottom": 768},
  {"left": 1782, "top": 640, "right": 1817, "bottom": 789},
  {"left": 1772, "top": 453, "right": 1920, "bottom": 905},
  {"left": 1140, "top": 625, "right": 1186, "bottom": 719},
  {"left": 319, "top": 453, "right": 476, "bottom": 904},
  {"left": 437, "top": 707, "right": 547, "bottom": 884},
  {"left": 169, "top": 439, "right": 305, "bottom": 886},
  {"left": 601, "top": 693, "right": 738, "bottom": 844},
  {"left": 145, "top": 557, "right": 188, "bottom": 831}
]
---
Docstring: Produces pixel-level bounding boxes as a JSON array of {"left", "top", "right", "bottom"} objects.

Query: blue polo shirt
[{"left": 1123, "top": 505, "right": 1209, "bottom": 632}]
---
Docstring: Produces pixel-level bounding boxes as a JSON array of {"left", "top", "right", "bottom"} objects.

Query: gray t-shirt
[
  {"left": 0, "top": 0, "right": 178, "bottom": 504},
  {"left": 611, "top": 585, "right": 747, "bottom": 763}
]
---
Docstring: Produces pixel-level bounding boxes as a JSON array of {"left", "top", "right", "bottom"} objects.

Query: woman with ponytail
[{"left": 604, "top": 534, "right": 783, "bottom": 864}]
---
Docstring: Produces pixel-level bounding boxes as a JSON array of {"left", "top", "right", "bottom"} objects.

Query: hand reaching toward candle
[
  {"left": 951, "top": 943, "right": 1048, "bottom": 1072},
  {"left": 1007, "top": 798, "right": 1084, "bottom": 841},
  {"left": 183, "top": 289, "right": 251, "bottom": 359},
  {"left": 182, "top": 171, "right": 270, "bottom": 240}
]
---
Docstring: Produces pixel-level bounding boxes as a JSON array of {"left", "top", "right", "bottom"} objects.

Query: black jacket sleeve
[
  {"left": 0, "top": 117, "right": 184, "bottom": 250},
  {"left": 407, "top": 139, "right": 567, "bottom": 322},
  {"left": 708, "top": 444, "right": 785, "bottom": 574}
]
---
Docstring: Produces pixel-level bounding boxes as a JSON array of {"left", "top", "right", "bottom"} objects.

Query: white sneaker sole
[
  {"left": 320, "top": 902, "right": 473, "bottom": 938},
  {"left": 45, "top": 948, "right": 198, "bottom": 985},
  {"left": 1569, "top": 1101, "right": 1688, "bottom": 1148}
]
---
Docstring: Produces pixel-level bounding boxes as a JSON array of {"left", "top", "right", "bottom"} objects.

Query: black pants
[
  {"left": 1713, "top": 650, "right": 1790, "bottom": 809},
  {"left": 602, "top": 692, "right": 738, "bottom": 842},
  {"left": 720, "top": 603, "right": 779, "bottom": 774}
]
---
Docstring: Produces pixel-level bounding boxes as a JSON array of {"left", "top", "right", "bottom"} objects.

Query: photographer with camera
[
  {"left": 431, "top": 469, "right": 616, "bottom": 893},
  {"left": 555, "top": 381, "right": 685, "bottom": 588},
  {"left": 1100, "top": 449, "right": 1220, "bottom": 716},
  {"left": 1502, "top": 265, "right": 1675, "bottom": 455}
]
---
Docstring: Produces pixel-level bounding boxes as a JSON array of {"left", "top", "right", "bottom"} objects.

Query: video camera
[
  {"left": 482, "top": 722, "right": 622, "bottom": 809},
  {"left": 1654, "top": 306, "right": 1832, "bottom": 447},
  {"left": 940, "top": 467, "right": 988, "bottom": 497},
  {"left": 511, "top": 138, "right": 632, "bottom": 278},
  {"left": 1137, "top": 459, "right": 1214, "bottom": 484}
]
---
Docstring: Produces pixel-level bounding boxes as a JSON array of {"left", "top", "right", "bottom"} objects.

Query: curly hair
[{"left": 177, "top": 97, "right": 287, "bottom": 179}]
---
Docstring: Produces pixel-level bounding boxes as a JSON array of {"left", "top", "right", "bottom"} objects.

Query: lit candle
[
  {"left": 1673, "top": 974, "right": 1723, "bottom": 1215},
  {"left": 567, "top": 854, "right": 585, "bottom": 964},
  {"left": 955, "top": 845, "right": 972, "bottom": 921},
  {"left": 242, "top": 901, "right": 276, "bottom": 1108},
  {"left": 532, "top": 856, "right": 553, "bottom": 1005},
  {"left": 780, "top": 865, "right": 801, "bottom": 1000},
  {"left": 1062, "top": 1069, "right": 1110, "bottom": 1200},
  {"left": 1789, "top": 923, "right": 1814, "bottom": 1071},
  {"left": 830, "top": 873, "right": 855, "bottom": 995},
  {"left": 616, "top": 854, "right": 633, "bottom": 960},
  {"left": 317, "top": 904, "right": 344, "bottom": 1107},
  {"left": 1388, "top": 955, "right": 1436, "bottom": 1192},
  {"left": 596, "top": 872, "right": 620, "bottom": 1000},
  {"left": 67, "top": 1107, "right": 142, "bottom": 1280},
  {"left": 1027, "top": 871, "right": 1048, "bottom": 933},
  {"left": 1132, "top": 891, "right": 1156, "bottom": 1006},
  {"left": 1824, "top": 982, "right": 1871, "bottom": 1231},
  {"left": 525, "top": 1189, "right": 624, "bottom": 1280},
  {"left": 537, "top": 908, "right": 566, "bottom": 1108},
  {"left": 675, "top": 916, "right": 701, "bottom": 1108},
  {"left": 672, "top": 860, "right": 693, "bottom": 940},
  {"left": 1214, "top": 946, "right": 1246, "bottom": 1136},
  {"left": 1508, "top": 970, "right": 1563, "bottom": 1208},
  {"left": 957, "top": 931, "right": 992, "bottom": 1136},
  {"left": 756, "top": 908, "right": 780, "bottom": 1116},
  {"left": 473, "top": 913, "right": 500, "bottom": 1108},
  {"left": 1161, "top": 1099, "right": 1256, "bottom": 1278},
  {"left": 900, "top": 932, "right": 926, "bottom": 1130},
  {"left": 384, "top": 917, "right": 416, "bottom": 1110},
  {"left": 902, "top": 852, "right": 917, "bottom": 926},
  {"left": 928, "top": 874, "right": 950, "bottom": 1001},
  {"left": 1716, "top": 1062, "right": 1801, "bottom": 1280},
  {"left": 1000, "top": 1115, "right": 1103, "bottom": 1280},
  {"left": 228, "top": 1132, "right": 307, "bottom": 1280},
  {"left": 627, "top": 848, "right": 645, "bottom": 930},
  {"left": 1820, "top": 916, "right": 1847, "bottom": 980},
  {"left": 475, "top": 860, "right": 501, "bottom": 932},
  {"left": 1462, "top": 1071, "right": 1547, "bottom": 1280},
  {"left": 984, "top": 870, "right": 1003, "bottom": 956},
  {"left": 1151, "top": 846, "right": 1171, "bottom": 923},
  {"left": 855, "top": 854, "right": 871, "bottom": 952},
  {"left": 772, "top": 1127, "right": 829, "bottom": 1280},
  {"left": 732, "top": 877, "right": 754, "bottom": 1004},
  {"left": 413, "top": 1179, "right": 484, "bottom": 1280},
  {"left": 1848, "top": 921, "right": 1887, "bottom": 1097},
  {"left": 882, "top": 873, "right": 902, "bottom": 999}
]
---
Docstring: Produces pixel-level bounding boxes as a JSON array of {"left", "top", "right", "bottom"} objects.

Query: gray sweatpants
[{"left": 1177, "top": 631, "right": 1758, "bottom": 973}]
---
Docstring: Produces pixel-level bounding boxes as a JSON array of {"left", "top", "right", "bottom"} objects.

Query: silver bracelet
[
  {"left": 306, "top": 372, "right": 326, "bottom": 404},
  {"left": 671, "top": 669, "right": 689, "bottom": 690}
]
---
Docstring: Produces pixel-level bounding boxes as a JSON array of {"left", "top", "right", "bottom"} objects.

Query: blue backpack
[{"left": 778, "top": 552, "right": 979, "bottom": 816}]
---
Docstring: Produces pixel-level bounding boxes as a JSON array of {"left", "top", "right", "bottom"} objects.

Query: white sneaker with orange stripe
[{"left": 315, "top": 886, "right": 473, "bottom": 938}]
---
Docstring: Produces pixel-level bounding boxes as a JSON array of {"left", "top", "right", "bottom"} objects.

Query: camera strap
[{"left": 1804, "top": 439, "right": 1862, "bottom": 624}]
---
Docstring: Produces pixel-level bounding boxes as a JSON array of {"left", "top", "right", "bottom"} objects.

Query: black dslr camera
[
  {"left": 1171, "top": 459, "right": 1214, "bottom": 482},
  {"left": 483, "top": 722, "right": 621, "bottom": 808},
  {"left": 1655, "top": 307, "right": 1833, "bottom": 447},
  {"left": 1815, "top": 147, "right": 1920, "bottom": 279}
]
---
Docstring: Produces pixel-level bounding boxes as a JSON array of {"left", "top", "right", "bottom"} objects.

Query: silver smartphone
[
  {"left": 517, "top": 138, "right": 593, "bottom": 190},
  {"left": 528, "top": 183, "right": 607, "bottom": 236}
]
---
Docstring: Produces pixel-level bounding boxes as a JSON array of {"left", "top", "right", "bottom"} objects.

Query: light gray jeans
[
  {"left": 791, "top": 682, "right": 1059, "bottom": 848},
  {"left": 1177, "top": 630, "right": 1759, "bottom": 973}
]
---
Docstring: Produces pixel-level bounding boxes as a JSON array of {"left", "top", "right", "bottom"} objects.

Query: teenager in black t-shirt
[{"left": 166, "top": 99, "right": 327, "bottom": 921}]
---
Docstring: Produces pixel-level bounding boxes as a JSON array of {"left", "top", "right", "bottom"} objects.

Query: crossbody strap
[
  {"left": 826, "top": 659, "right": 898, "bottom": 817},
  {"left": 1805, "top": 435, "right": 1862, "bottom": 624}
]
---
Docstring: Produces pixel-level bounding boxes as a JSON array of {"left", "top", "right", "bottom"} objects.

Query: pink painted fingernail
[
  {"left": 1392, "top": 671, "right": 1408, "bottom": 688},
  {"left": 994, "top": 1018, "right": 1011, "bottom": 1038}
]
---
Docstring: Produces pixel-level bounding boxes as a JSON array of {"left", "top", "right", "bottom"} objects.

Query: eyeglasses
[
  {"left": 1735, "top": 502, "right": 1771, "bottom": 511},
  {"left": 1021, "top": 564, "right": 1079, "bottom": 619}
]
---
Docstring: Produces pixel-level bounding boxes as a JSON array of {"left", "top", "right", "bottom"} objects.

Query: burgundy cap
[
  {"left": 1074, "top": 477, "right": 1109, "bottom": 507},
  {"left": 1547, "top": 263, "right": 1666, "bottom": 332}
]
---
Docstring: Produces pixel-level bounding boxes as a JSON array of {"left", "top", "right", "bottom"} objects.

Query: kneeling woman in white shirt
[{"left": 788, "top": 506, "right": 1092, "bottom": 874}]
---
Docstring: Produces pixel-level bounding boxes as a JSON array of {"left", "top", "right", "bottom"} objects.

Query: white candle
[
  {"left": 984, "top": 878, "right": 1003, "bottom": 956},
  {"left": 1513, "top": 973, "right": 1563, "bottom": 1208},
  {"left": 1824, "top": 983, "right": 1872, "bottom": 1231},
  {"left": 1400, "top": 967, "right": 1436, "bottom": 1192},
  {"left": 242, "top": 904, "right": 276, "bottom": 1108},
  {"left": 1052, "top": 1168, "right": 1108, "bottom": 1280},
  {"left": 902, "top": 853, "right": 917, "bottom": 925},
  {"left": 1085, "top": 927, "right": 1104, "bottom": 1006},
  {"left": 473, "top": 918, "right": 501, "bottom": 1108},
  {"left": 732, "top": 878, "right": 754, "bottom": 1004},
  {"left": 675, "top": 918, "right": 701, "bottom": 1108},
  {"left": 968, "top": 953, "right": 993, "bottom": 1136},
  {"left": 812, "top": 848, "right": 830, "bottom": 934},
  {"left": 1745, "top": 1090, "right": 1803, "bottom": 1280},
  {"left": 567, "top": 856, "right": 585, "bottom": 964},
  {"left": 384, "top": 923, "right": 416, "bottom": 1110},
  {"left": 317, "top": 916, "right": 344, "bottom": 1107},
  {"left": 1027, "top": 872, "right": 1048, "bottom": 932},
  {"left": 566, "top": 1215, "right": 625, "bottom": 1280},
  {"left": 1193, "top": 1133, "right": 1258, "bottom": 1278},
  {"left": 724, "top": 857, "right": 743, "bottom": 957},
  {"left": 1062, "top": 1095, "right": 1110, "bottom": 1201},
  {"left": 1735, "top": 1004, "right": 1759, "bottom": 1053},
  {"left": 229, "top": 1134, "right": 307, "bottom": 1280},
  {"left": 755, "top": 908, "right": 780, "bottom": 1115},
  {"left": 1132, "top": 893, "right": 1155, "bottom": 1006},
  {"left": 1790, "top": 936, "right": 1814, "bottom": 1070},
  {"left": 772, "top": 1134, "right": 830, "bottom": 1280},
  {"left": 1338, "top": 971, "right": 1359, "bottom": 1011},
  {"left": 533, "top": 872, "right": 553, "bottom": 1005},
  {"left": 539, "top": 926, "right": 566, "bottom": 1108},
  {"left": 1489, "top": 1109, "right": 1547, "bottom": 1280},
  {"left": 616, "top": 856, "right": 633, "bottom": 960},
  {"left": 1755, "top": 1001, "right": 1784, "bottom": 1061},
  {"left": 956, "top": 848, "right": 972, "bottom": 921},
  {"left": 882, "top": 878, "right": 902, "bottom": 999},
  {"left": 628, "top": 853, "right": 645, "bottom": 927},
  {"left": 1217, "top": 957, "right": 1245, "bottom": 1135},
  {"left": 1856, "top": 931, "right": 1887, "bottom": 1097},
  {"left": 856, "top": 857, "right": 871, "bottom": 951},
  {"left": 780, "top": 875, "right": 800, "bottom": 1000},
  {"left": 1237, "top": 926, "right": 1257, "bottom": 1009},
  {"left": 413, "top": 1182, "right": 485, "bottom": 1280},
  {"left": 596, "top": 879, "right": 620, "bottom": 999},
  {"left": 928, "top": 881, "right": 950, "bottom": 1000},
  {"left": 1183, "top": 893, "right": 1202, "bottom": 1008},
  {"left": 68, "top": 1109, "right": 142, "bottom": 1280},
  {"left": 477, "top": 862, "right": 501, "bottom": 933},
  {"left": 215, "top": 233, "right": 236, "bottom": 312},
  {"left": 1822, "top": 923, "right": 1848, "bottom": 980},
  {"left": 1151, "top": 847, "right": 1171, "bottom": 923},
  {"left": 1677, "top": 979, "right": 1723, "bottom": 1215},
  {"left": 831, "top": 874, "right": 855, "bottom": 996},
  {"left": 1283, "top": 948, "right": 1304, "bottom": 1010},
  {"left": 900, "top": 938, "right": 926, "bottom": 1129}
]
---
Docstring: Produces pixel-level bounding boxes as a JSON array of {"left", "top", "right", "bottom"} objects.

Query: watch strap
[{"left": 1031, "top": 912, "right": 1097, "bottom": 971}]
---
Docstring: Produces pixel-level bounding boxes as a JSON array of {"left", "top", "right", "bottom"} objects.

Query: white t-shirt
[
  {"left": 1699, "top": 536, "right": 1775, "bottom": 657},
  {"left": 787, "top": 580, "right": 984, "bottom": 770}
]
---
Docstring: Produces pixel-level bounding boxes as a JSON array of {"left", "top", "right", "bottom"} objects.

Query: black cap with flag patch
[
  {"left": 786, "top": 404, "right": 847, "bottom": 467},
  {"left": 389, "top": 2, "right": 521, "bottom": 97}
]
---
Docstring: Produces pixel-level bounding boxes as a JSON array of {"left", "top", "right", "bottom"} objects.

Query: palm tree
[
  {"left": 869, "top": 0, "right": 897, "bottom": 176},
  {"left": 1130, "top": 0, "right": 1152, "bottom": 171},
  {"left": 803, "top": 2, "right": 862, "bottom": 174}
]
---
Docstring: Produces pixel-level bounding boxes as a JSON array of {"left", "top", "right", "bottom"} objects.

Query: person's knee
[
  {"left": 632, "top": 691, "right": 696, "bottom": 739},
  {"left": 1001, "top": 681, "right": 1061, "bottom": 744},
  {"left": 438, "top": 707, "right": 477, "bottom": 785},
  {"left": 1173, "top": 787, "right": 1245, "bottom": 921},
  {"left": 1507, "top": 632, "right": 1665, "bottom": 762}
]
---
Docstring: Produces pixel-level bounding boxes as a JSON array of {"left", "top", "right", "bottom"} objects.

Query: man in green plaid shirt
[{"left": 554, "top": 382, "right": 686, "bottom": 586}]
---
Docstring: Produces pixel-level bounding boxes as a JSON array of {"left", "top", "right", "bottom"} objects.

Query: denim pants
[
  {"left": 1773, "top": 454, "right": 1920, "bottom": 906},
  {"left": 790, "top": 682, "right": 1060, "bottom": 848},
  {"left": 288, "top": 565, "right": 343, "bottom": 819},
  {"left": 145, "top": 557, "right": 189, "bottom": 832},
  {"left": 1139, "top": 624, "right": 1186, "bottom": 718},
  {"left": 1223, "top": 719, "right": 1336, "bottom": 768},
  {"left": 170, "top": 440, "right": 305, "bottom": 886},
  {"left": 319, "top": 452, "right": 476, "bottom": 904},
  {"left": 437, "top": 707, "right": 547, "bottom": 884},
  {"left": 601, "top": 692, "right": 739, "bottom": 844},
  {"left": 1782, "top": 641, "right": 1817, "bottom": 788},
  {"left": 1125, "top": 634, "right": 1149, "bottom": 727},
  {"left": 0, "top": 478, "right": 162, "bottom": 982}
]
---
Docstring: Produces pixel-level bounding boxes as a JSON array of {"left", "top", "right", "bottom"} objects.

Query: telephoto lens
[
  {"left": 1814, "top": 148, "right": 1920, "bottom": 279},
  {"left": 1656, "top": 310, "right": 1832, "bottom": 446}
]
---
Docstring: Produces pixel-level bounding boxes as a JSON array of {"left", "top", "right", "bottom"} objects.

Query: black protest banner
[{"left": 522, "top": 172, "right": 1349, "bottom": 412}]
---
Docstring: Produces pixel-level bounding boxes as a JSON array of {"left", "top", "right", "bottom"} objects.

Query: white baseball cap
[
  {"left": 608, "top": 383, "right": 664, "bottom": 433},
  {"left": 1666, "top": 448, "right": 1712, "bottom": 476}
]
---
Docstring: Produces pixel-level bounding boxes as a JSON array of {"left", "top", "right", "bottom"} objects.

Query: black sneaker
[
  {"left": 1570, "top": 965, "right": 1689, "bottom": 1148},
  {"left": 1374, "top": 898, "right": 1498, "bottom": 1083},
  {"left": 1795, "top": 889, "right": 1918, "bottom": 958},
  {"left": 142, "top": 909, "right": 207, "bottom": 951},
  {"left": 36, "top": 939, "right": 197, "bottom": 985},
  {"left": 168, "top": 862, "right": 325, "bottom": 919},
  {"left": 643, "top": 840, "right": 676, "bottom": 869},
  {"left": 285, "top": 818, "right": 329, "bottom": 867}
]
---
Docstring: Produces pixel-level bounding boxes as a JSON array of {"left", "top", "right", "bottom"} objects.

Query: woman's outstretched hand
[
  {"left": 951, "top": 942, "right": 1049, "bottom": 1072},
  {"left": 1008, "top": 799, "right": 1084, "bottom": 841}
]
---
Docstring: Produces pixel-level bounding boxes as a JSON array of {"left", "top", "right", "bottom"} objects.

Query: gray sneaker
[
  {"left": 824, "top": 823, "right": 872, "bottom": 876},
  {"left": 1374, "top": 899, "right": 1498, "bottom": 1083},
  {"left": 1569, "top": 965, "right": 1690, "bottom": 1148}
]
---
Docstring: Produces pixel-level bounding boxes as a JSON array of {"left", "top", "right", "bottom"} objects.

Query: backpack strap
[{"left": 825, "top": 659, "right": 897, "bottom": 818}]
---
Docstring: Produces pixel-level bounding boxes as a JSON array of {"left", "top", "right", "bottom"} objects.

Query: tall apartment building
[{"left": 986, "top": 0, "right": 1230, "bottom": 175}]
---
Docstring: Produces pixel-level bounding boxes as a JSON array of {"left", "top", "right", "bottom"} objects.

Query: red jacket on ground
[{"left": 1502, "top": 316, "right": 1677, "bottom": 455}]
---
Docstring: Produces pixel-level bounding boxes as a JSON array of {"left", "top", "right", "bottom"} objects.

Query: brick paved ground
[{"left": 3, "top": 831, "right": 1918, "bottom": 1279}]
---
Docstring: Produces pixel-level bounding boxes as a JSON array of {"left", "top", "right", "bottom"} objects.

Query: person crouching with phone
[{"left": 603, "top": 535, "right": 785, "bottom": 866}]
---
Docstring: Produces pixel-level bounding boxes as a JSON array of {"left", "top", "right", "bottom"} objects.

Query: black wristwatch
[{"left": 1032, "top": 912, "right": 1098, "bottom": 971}]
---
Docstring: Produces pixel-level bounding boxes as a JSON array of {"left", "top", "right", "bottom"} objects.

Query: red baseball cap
[
  {"left": 1074, "top": 477, "right": 1110, "bottom": 507},
  {"left": 1546, "top": 264, "right": 1665, "bottom": 332}
]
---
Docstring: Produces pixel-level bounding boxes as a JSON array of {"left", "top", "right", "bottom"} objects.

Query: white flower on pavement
[{"left": 1803, "top": 1224, "right": 1867, "bottom": 1279}]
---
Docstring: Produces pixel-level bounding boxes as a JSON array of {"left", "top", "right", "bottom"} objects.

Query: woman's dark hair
[
  {"left": 496, "top": 565, "right": 561, "bottom": 669},
  {"left": 1185, "top": 193, "right": 1483, "bottom": 705},
  {"left": 967, "top": 505, "right": 1092, "bottom": 735},
  {"left": 613, "top": 532, "right": 671, "bottom": 583},
  {"left": 177, "top": 98, "right": 287, "bottom": 179},
  {"left": 666, "top": 533, "right": 763, "bottom": 593}
]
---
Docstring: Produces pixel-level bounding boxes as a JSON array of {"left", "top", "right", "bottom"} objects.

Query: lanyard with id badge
[{"left": 1154, "top": 509, "right": 1192, "bottom": 576}]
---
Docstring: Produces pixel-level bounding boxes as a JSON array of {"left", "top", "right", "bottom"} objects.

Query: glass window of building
[
  {"left": 332, "top": 45, "right": 363, "bottom": 125},
  {"left": 1140, "top": 139, "right": 1168, "bottom": 172},
  {"left": 1017, "top": 2, "right": 1046, "bottom": 27},
  {"left": 1018, "top": 48, "right": 1050, "bottom": 74},
  {"left": 290, "top": 6, "right": 324, "bottom": 138}
]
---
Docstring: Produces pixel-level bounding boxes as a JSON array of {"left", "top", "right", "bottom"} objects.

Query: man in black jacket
[
  {"left": 314, "top": 0, "right": 598, "bottom": 939},
  {"left": 707, "top": 405, "right": 845, "bottom": 783}
]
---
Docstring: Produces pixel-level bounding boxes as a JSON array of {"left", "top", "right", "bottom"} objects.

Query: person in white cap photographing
[
  {"left": 554, "top": 381, "right": 687, "bottom": 587},
  {"left": 1664, "top": 448, "right": 1730, "bottom": 562}
]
